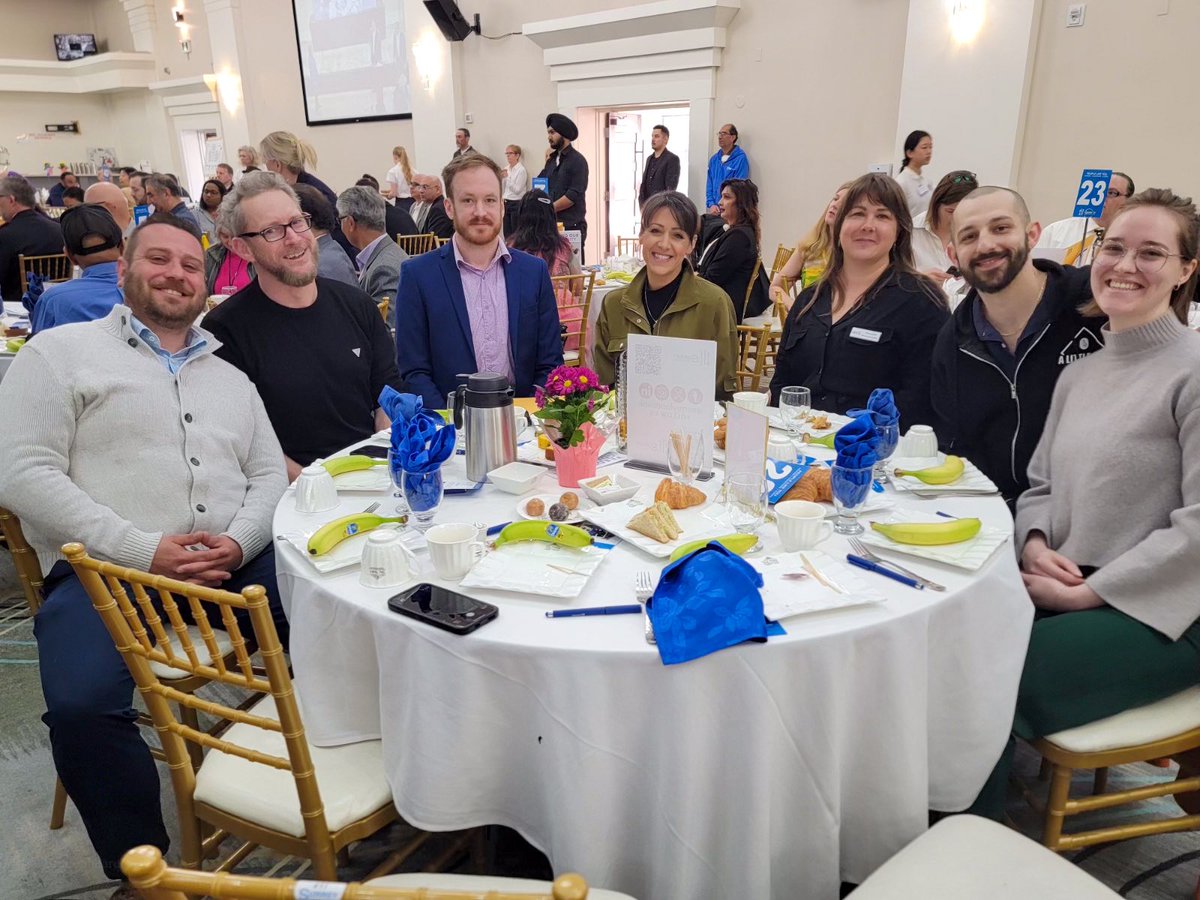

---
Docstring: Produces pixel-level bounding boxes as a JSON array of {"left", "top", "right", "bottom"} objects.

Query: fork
[
  {"left": 363, "top": 501, "right": 381, "bottom": 514},
  {"left": 635, "top": 571, "right": 656, "bottom": 645},
  {"left": 848, "top": 537, "right": 945, "bottom": 592}
]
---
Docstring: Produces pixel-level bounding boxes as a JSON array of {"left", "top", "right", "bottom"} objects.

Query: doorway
[
  {"left": 602, "top": 105, "right": 690, "bottom": 259},
  {"left": 178, "top": 128, "right": 221, "bottom": 201}
]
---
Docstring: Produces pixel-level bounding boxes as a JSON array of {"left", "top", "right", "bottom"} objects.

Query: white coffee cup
[
  {"left": 294, "top": 464, "right": 338, "bottom": 513},
  {"left": 733, "top": 391, "right": 769, "bottom": 415},
  {"left": 899, "top": 424, "right": 939, "bottom": 462},
  {"left": 359, "top": 530, "right": 418, "bottom": 588},
  {"left": 426, "top": 522, "right": 487, "bottom": 581},
  {"left": 775, "top": 500, "right": 833, "bottom": 551},
  {"left": 767, "top": 434, "right": 797, "bottom": 463}
]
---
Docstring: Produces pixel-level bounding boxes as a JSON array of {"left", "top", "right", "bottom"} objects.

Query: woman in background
[
  {"left": 912, "top": 170, "right": 978, "bottom": 308},
  {"left": 194, "top": 178, "right": 227, "bottom": 246},
  {"left": 384, "top": 146, "right": 414, "bottom": 211},
  {"left": 894, "top": 129, "right": 933, "bottom": 218},
  {"left": 502, "top": 144, "right": 529, "bottom": 236},
  {"left": 697, "top": 177, "right": 768, "bottom": 322},
  {"left": 237, "top": 145, "right": 260, "bottom": 177},
  {"left": 770, "top": 181, "right": 852, "bottom": 311},
  {"left": 508, "top": 190, "right": 578, "bottom": 277}
]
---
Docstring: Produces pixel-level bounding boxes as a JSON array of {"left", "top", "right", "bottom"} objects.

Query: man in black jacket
[
  {"left": 538, "top": 113, "right": 589, "bottom": 262},
  {"left": 0, "top": 174, "right": 64, "bottom": 302},
  {"left": 638, "top": 124, "right": 681, "bottom": 207},
  {"left": 418, "top": 175, "right": 454, "bottom": 240},
  {"left": 931, "top": 186, "right": 1104, "bottom": 506}
]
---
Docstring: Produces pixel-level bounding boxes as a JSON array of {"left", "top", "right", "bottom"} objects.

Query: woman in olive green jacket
[{"left": 593, "top": 191, "right": 738, "bottom": 397}]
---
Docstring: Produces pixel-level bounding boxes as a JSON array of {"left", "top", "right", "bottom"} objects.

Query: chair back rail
[
  {"left": 735, "top": 323, "right": 774, "bottom": 392},
  {"left": 19, "top": 253, "right": 73, "bottom": 296},
  {"left": 0, "top": 505, "right": 45, "bottom": 613},
  {"left": 396, "top": 233, "right": 439, "bottom": 255},
  {"left": 550, "top": 270, "right": 595, "bottom": 361}
]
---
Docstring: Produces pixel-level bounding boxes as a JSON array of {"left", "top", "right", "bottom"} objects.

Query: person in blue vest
[{"left": 705, "top": 124, "right": 749, "bottom": 215}]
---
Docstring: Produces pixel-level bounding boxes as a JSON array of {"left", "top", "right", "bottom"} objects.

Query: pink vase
[{"left": 555, "top": 442, "right": 599, "bottom": 487}]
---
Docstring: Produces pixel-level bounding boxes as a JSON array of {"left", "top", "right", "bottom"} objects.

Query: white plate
[
  {"left": 888, "top": 454, "right": 999, "bottom": 494},
  {"left": 330, "top": 465, "right": 391, "bottom": 492},
  {"left": 767, "top": 408, "right": 851, "bottom": 438},
  {"left": 856, "top": 511, "right": 1011, "bottom": 571},
  {"left": 460, "top": 542, "right": 610, "bottom": 599},
  {"left": 277, "top": 523, "right": 409, "bottom": 574},
  {"left": 517, "top": 492, "right": 592, "bottom": 525},
  {"left": 577, "top": 492, "right": 731, "bottom": 558},
  {"left": 750, "top": 551, "right": 886, "bottom": 621}
]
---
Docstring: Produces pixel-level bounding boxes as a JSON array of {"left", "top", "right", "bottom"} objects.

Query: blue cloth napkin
[
  {"left": 833, "top": 413, "right": 879, "bottom": 508},
  {"left": 378, "top": 387, "right": 456, "bottom": 474},
  {"left": 648, "top": 543, "right": 768, "bottom": 666},
  {"left": 21, "top": 272, "right": 45, "bottom": 315},
  {"left": 846, "top": 387, "right": 899, "bottom": 428}
]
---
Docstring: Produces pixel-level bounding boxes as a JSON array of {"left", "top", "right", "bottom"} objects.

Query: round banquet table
[{"left": 274, "top": 445, "right": 1032, "bottom": 900}]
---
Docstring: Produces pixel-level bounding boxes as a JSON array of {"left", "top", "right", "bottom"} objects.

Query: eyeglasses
[
  {"left": 1095, "top": 239, "right": 1188, "bottom": 272},
  {"left": 238, "top": 214, "right": 312, "bottom": 242},
  {"left": 1106, "top": 188, "right": 1130, "bottom": 199},
  {"left": 717, "top": 131, "right": 733, "bottom": 137},
  {"left": 949, "top": 172, "right": 977, "bottom": 185}
]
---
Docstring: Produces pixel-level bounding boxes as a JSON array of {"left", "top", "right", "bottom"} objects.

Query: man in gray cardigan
[{"left": 0, "top": 214, "right": 288, "bottom": 894}]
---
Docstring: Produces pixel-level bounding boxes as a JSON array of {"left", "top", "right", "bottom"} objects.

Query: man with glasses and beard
[
  {"left": 395, "top": 154, "right": 563, "bottom": 409},
  {"left": 0, "top": 213, "right": 288, "bottom": 898},
  {"left": 203, "top": 172, "right": 401, "bottom": 481},
  {"left": 931, "top": 186, "right": 1105, "bottom": 507}
]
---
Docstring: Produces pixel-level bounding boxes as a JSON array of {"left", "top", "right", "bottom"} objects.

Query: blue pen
[
  {"left": 545, "top": 604, "right": 642, "bottom": 618},
  {"left": 846, "top": 554, "right": 923, "bottom": 589},
  {"left": 486, "top": 521, "right": 512, "bottom": 536}
]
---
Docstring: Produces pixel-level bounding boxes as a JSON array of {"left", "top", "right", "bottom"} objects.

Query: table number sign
[
  {"left": 1072, "top": 168, "right": 1113, "bottom": 219},
  {"left": 724, "top": 403, "right": 769, "bottom": 486},
  {"left": 625, "top": 334, "right": 716, "bottom": 477}
]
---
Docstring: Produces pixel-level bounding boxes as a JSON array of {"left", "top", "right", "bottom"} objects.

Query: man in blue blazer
[{"left": 395, "top": 154, "right": 563, "bottom": 409}]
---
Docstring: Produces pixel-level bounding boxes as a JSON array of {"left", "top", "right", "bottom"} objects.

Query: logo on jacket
[
  {"left": 351, "top": 348, "right": 361, "bottom": 358},
  {"left": 1058, "top": 327, "right": 1103, "bottom": 366}
]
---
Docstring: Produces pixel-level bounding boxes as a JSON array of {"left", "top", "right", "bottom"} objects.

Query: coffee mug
[
  {"left": 359, "top": 530, "right": 418, "bottom": 588},
  {"left": 294, "top": 464, "right": 338, "bottom": 513},
  {"left": 733, "top": 391, "right": 769, "bottom": 415},
  {"left": 899, "top": 424, "right": 939, "bottom": 462},
  {"left": 775, "top": 500, "right": 833, "bottom": 551},
  {"left": 426, "top": 522, "right": 487, "bottom": 580}
]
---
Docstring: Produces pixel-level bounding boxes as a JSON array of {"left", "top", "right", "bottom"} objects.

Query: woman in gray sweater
[{"left": 972, "top": 188, "right": 1200, "bottom": 817}]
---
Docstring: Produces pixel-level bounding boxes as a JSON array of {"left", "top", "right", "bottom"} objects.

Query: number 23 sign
[{"left": 1073, "top": 168, "right": 1113, "bottom": 219}]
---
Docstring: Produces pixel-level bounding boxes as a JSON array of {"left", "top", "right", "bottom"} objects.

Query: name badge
[{"left": 849, "top": 327, "right": 883, "bottom": 343}]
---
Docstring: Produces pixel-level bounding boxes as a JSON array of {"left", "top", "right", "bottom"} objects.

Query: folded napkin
[
  {"left": 846, "top": 387, "right": 899, "bottom": 428},
  {"left": 378, "top": 387, "right": 456, "bottom": 474},
  {"left": 832, "top": 413, "right": 879, "bottom": 507},
  {"left": 21, "top": 272, "right": 46, "bottom": 315},
  {"left": 648, "top": 543, "right": 768, "bottom": 665}
]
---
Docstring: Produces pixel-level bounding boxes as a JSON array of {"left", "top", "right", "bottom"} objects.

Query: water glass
[
  {"left": 726, "top": 472, "right": 768, "bottom": 540},
  {"left": 778, "top": 386, "right": 811, "bottom": 437},
  {"left": 831, "top": 464, "right": 874, "bottom": 535},
  {"left": 667, "top": 430, "right": 702, "bottom": 485},
  {"left": 402, "top": 468, "right": 443, "bottom": 531},
  {"left": 387, "top": 449, "right": 409, "bottom": 517},
  {"left": 874, "top": 422, "right": 900, "bottom": 481}
]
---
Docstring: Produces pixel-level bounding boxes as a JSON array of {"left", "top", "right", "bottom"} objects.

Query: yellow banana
[
  {"left": 6, "top": 337, "right": 26, "bottom": 353},
  {"left": 307, "top": 514, "right": 407, "bottom": 555},
  {"left": 804, "top": 430, "right": 838, "bottom": 449},
  {"left": 320, "top": 455, "right": 389, "bottom": 477},
  {"left": 669, "top": 534, "right": 759, "bottom": 563},
  {"left": 894, "top": 455, "right": 964, "bottom": 485},
  {"left": 870, "top": 517, "right": 981, "bottom": 546},
  {"left": 492, "top": 521, "right": 593, "bottom": 550}
]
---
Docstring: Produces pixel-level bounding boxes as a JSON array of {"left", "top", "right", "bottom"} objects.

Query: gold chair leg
[
  {"left": 1093, "top": 767, "right": 1109, "bottom": 795},
  {"left": 178, "top": 704, "right": 205, "bottom": 772},
  {"left": 50, "top": 777, "right": 68, "bottom": 830},
  {"left": 1043, "top": 764, "right": 1073, "bottom": 850}
]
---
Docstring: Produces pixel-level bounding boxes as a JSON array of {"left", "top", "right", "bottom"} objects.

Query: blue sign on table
[
  {"left": 531, "top": 177, "right": 549, "bottom": 194},
  {"left": 1072, "top": 168, "right": 1113, "bottom": 219},
  {"left": 133, "top": 204, "right": 151, "bottom": 226}
]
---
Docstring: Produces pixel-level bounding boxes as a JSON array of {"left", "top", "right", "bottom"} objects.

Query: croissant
[
  {"left": 714, "top": 417, "right": 728, "bottom": 450},
  {"left": 655, "top": 478, "right": 707, "bottom": 509},
  {"left": 782, "top": 467, "right": 833, "bottom": 503}
]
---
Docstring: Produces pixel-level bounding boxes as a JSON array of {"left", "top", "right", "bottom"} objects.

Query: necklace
[
  {"left": 991, "top": 273, "right": 1047, "bottom": 338},
  {"left": 642, "top": 277, "right": 680, "bottom": 332}
]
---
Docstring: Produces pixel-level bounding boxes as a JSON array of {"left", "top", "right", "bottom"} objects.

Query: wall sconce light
[
  {"left": 412, "top": 31, "right": 442, "bottom": 94},
  {"left": 949, "top": 0, "right": 985, "bottom": 44},
  {"left": 173, "top": 3, "right": 192, "bottom": 57}
]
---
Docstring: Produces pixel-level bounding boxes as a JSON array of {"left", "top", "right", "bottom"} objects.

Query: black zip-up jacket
[{"left": 930, "top": 260, "right": 1103, "bottom": 506}]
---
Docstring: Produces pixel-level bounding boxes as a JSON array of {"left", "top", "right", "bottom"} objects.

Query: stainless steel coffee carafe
[{"left": 450, "top": 372, "right": 517, "bottom": 483}]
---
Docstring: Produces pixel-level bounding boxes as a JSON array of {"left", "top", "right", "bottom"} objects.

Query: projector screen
[{"left": 291, "top": 0, "right": 412, "bottom": 126}]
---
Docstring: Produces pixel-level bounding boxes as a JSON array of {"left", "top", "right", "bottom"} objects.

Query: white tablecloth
[
  {"left": 275, "top": 453, "right": 1031, "bottom": 900},
  {"left": 1, "top": 301, "right": 29, "bottom": 384}
]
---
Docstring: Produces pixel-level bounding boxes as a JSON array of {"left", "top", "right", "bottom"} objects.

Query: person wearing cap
[
  {"left": 537, "top": 112, "right": 590, "bottom": 263},
  {"left": 31, "top": 204, "right": 127, "bottom": 334}
]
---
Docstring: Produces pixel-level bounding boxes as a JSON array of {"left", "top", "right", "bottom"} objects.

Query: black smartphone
[
  {"left": 387, "top": 583, "right": 499, "bottom": 635},
  {"left": 354, "top": 444, "right": 390, "bottom": 460}
]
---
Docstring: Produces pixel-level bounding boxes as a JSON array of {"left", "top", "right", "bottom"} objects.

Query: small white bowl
[
  {"left": 579, "top": 474, "right": 640, "bottom": 506},
  {"left": 487, "top": 461, "right": 545, "bottom": 494}
]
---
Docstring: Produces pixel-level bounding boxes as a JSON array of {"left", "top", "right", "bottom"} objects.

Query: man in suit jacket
[
  {"left": 419, "top": 176, "right": 455, "bottom": 240},
  {"left": 638, "top": 124, "right": 681, "bottom": 207},
  {"left": 0, "top": 174, "right": 64, "bottom": 302},
  {"left": 396, "top": 154, "right": 563, "bottom": 408},
  {"left": 353, "top": 176, "right": 417, "bottom": 240},
  {"left": 337, "top": 187, "right": 408, "bottom": 328}
]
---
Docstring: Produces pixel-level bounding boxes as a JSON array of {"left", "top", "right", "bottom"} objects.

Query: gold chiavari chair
[
  {"left": 19, "top": 253, "right": 73, "bottom": 296},
  {"left": 396, "top": 233, "right": 439, "bottom": 255},
  {"left": 122, "top": 845, "right": 639, "bottom": 900},
  {"left": 615, "top": 236, "right": 641, "bottom": 259},
  {"left": 65, "top": 543, "right": 440, "bottom": 881},
  {"left": 377, "top": 296, "right": 391, "bottom": 323},
  {"left": 550, "top": 270, "right": 595, "bottom": 365},
  {"left": 768, "top": 243, "right": 794, "bottom": 282},
  {"left": 735, "top": 323, "right": 774, "bottom": 393}
]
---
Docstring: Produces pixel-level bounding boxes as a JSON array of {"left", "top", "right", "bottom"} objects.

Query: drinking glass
[
  {"left": 667, "top": 431, "right": 702, "bottom": 485},
  {"left": 831, "top": 464, "right": 874, "bottom": 535},
  {"left": 778, "top": 386, "right": 811, "bottom": 438},
  {"left": 387, "top": 449, "right": 409, "bottom": 517},
  {"left": 726, "top": 472, "right": 768, "bottom": 545},
  {"left": 402, "top": 469, "right": 443, "bottom": 532},
  {"left": 874, "top": 422, "right": 899, "bottom": 481}
]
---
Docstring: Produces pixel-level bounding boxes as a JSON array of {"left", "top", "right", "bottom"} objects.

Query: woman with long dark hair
[
  {"left": 508, "top": 189, "right": 578, "bottom": 277},
  {"left": 768, "top": 173, "right": 949, "bottom": 428},
  {"left": 697, "top": 177, "right": 769, "bottom": 322}
]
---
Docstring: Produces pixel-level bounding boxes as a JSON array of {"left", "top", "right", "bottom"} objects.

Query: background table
[
  {"left": 1, "top": 301, "right": 28, "bottom": 384},
  {"left": 275, "top": 453, "right": 1031, "bottom": 900}
]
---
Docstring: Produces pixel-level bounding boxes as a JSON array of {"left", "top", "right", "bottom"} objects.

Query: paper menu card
[
  {"left": 724, "top": 404, "right": 769, "bottom": 485},
  {"left": 625, "top": 334, "right": 716, "bottom": 473}
]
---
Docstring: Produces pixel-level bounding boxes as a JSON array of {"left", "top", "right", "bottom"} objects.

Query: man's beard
[
  {"left": 454, "top": 215, "right": 501, "bottom": 248},
  {"left": 123, "top": 269, "right": 205, "bottom": 330},
  {"left": 962, "top": 240, "right": 1030, "bottom": 293},
  {"left": 549, "top": 136, "right": 563, "bottom": 151},
  {"left": 257, "top": 244, "right": 318, "bottom": 287}
]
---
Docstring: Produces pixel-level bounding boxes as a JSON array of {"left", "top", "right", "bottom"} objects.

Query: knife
[{"left": 846, "top": 554, "right": 924, "bottom": 589}]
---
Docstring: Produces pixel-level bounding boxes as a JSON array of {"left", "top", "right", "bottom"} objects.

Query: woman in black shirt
[
  {"left": 769, "top": 173, "right": 949, "bottom": 429},
  {"left": 697, "top": 177, "right": 768, "bottom": 321}
]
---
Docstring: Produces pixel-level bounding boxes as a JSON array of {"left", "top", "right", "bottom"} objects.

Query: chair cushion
[
  {"left": 370, "top": 873, "right": 637, "bottom": 900},
  {"left": 149, "top": 625, "right": 234, "bottom": 680},
  {"left": 193, "top": 695, "right": 393, "bottom": 837},
  {"left": 852, "top": 815, "right": 1120, "bottom": 898},
  {"left": 1045, "top": 685, "right": 1200, "bottom": 754}
]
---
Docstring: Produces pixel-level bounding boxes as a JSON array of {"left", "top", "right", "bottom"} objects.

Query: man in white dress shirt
[{"left": 1035, "top": 171, "right": 1134, "bottom": 266}]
